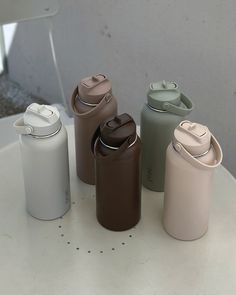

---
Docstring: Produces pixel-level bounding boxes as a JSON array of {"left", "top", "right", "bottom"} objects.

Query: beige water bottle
[{"left": 163, "top": 120, "right": 223, "bottom": 240}]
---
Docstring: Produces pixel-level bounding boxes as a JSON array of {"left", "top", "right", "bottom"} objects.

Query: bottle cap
[
  {"left": 173, "top": 120, "right": 211, "bottom": 156},
  {"left": 100, "top": 113, "right": 136, "bottom": 147},
  {"left": 21, "top": 103, "right": 61, "bottom": 136},
  {"left": 147, "top": 80, "right": 194, "bottom": 116},
  {"left": 147, "top": 80, "right": 181, "bottom": 110},
  {"left": 78, "top": 74, "right": 112, "bottom": 104}
]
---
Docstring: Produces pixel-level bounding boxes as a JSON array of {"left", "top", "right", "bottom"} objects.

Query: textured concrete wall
[{"left": 5, "top": 0, "right": 236, "bottom": 176}]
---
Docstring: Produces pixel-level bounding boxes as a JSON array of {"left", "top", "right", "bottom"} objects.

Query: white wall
[
  {"left": 0, "top": 49, "right": 3, "bottom": 74},
  {"left": 0, "top": 27, "right": 4, "bottom": 74},
  {"left": 6, "top": 0, "right": 236, "bottom": 176}
]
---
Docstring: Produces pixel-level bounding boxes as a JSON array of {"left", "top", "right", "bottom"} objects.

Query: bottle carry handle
[
  {"left": 173, "top": 134, "right": 223, "bottom": 170},
  {"left": 163, "top": 94, "right": 194, "bottom": 116},
  {"left": 93, "top": 136, "right": 133, "bottom": 162},
  {"left": 13, "top": 117, "right": 33, "bottom": 135},
  {"left": 71, "top": 86, "right": 113, "bottom": 119}
]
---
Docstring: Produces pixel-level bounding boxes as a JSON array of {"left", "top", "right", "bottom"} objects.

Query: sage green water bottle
[{"left": 141, "top": 80, "right": 194, "bottom": 192}]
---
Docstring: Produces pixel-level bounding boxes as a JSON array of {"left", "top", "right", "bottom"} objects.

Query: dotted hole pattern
[{"left": 58, "top": 202, "right": 135, "bottom": 254}]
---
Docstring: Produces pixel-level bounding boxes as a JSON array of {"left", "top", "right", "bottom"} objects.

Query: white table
[{"left": 1, "top": 125, "right": 236, "bottom": 295}]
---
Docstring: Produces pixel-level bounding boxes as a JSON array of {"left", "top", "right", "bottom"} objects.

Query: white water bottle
[{"left": 14, "top": 103, "right": 71, "bottom": 220}]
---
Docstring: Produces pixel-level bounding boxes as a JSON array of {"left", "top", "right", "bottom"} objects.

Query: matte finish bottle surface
[
  {"left": 141, "top": 81, "right": 194, "bottom": 192},
  {"left": 71, "top": 74, "right": 117, "bottom": 185},
  {"left": 94, "top": 113, "right": 141, "bottom": 231},
  {"left": 163, "top": 121, "right": 223, "bottom": 240},
  {"left": 14, "top": 103, "right": 71, "bottom": 220}
]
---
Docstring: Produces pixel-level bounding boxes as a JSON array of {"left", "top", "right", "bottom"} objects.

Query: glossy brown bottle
[
  {"left": 94, "top": 113, "right": 141, "bottom": 231},
  {"left": 71, "top": 74, "right": 117, "bottom": 184}
]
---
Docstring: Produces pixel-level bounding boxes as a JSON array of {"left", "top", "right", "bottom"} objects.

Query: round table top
[{"left": 0, "top": 125, "right": 236, "bottom": 295}]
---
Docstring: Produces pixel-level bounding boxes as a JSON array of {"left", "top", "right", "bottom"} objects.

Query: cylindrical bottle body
[
  {"left": 19, "top": 126, "right": 71, "bottom": 220},
  {"left": 163, "top": 144, "right": 213, "bottom": 240},
  {"left": 74, "top": 98, "right": 117, "bottom": 185},
  {"left": 94, "top": 138, "right": 141, "bottom": 231},
  {"left": 141, "top": 104, "right": 183, "bottom": 192}
]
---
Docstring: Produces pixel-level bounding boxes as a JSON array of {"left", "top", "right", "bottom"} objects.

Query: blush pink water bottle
[{"left": 163, "top": 120, "right": 223, "bottom": 240}]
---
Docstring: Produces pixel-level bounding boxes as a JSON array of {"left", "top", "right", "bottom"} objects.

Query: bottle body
[
  {"left": 141, "top": 104, "right": 183, "bottom": 192},
  {"left": 94, "top": 137, "right": 141, "bottom": 231},
  {"left": 73, "top": 96, "right": 117, "bottom": 185},
  {"left": 163, "top": 144, "right": 214, "bottom": 240},
  {"left": 19, "top": 126, "right": 71, "bottom": 220}
]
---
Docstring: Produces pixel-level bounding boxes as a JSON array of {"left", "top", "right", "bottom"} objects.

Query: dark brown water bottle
[
  {"left": 94, "top": 113, "right": 141, "bottom": 231},
  {"left": 71, "top": 74, "right": 117, "bottom": 184}
]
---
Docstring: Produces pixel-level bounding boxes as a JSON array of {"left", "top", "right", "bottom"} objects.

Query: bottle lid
[
  {"left": 173, "top": 120, "right": 211, "bottom": 156},
  {"left": 78, "top": 74, "right": 112, "bottom": 104},
  {"left": 147, "top": 80, "right": 181, "bottom": 111},
  {"left": 100, "top": 113, "right": 136, "bottom": 147},
  {"left": 22, "top": 103, "right": 61, "bottom": 136}
]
